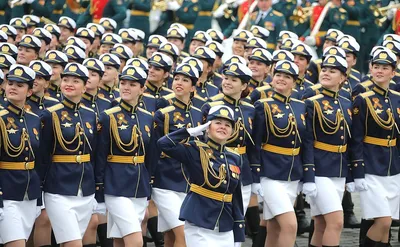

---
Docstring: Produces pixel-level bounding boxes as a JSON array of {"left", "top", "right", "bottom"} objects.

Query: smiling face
[
  {"left": 371, "top": 63, "right": 395, "bottom": 86},
  {"left": 222, "top": 74, "right": 247, "bottom": 98},
  {"left": 146, "top": 46, "right": 158, "bottom": 59},
  {"left": 293, "top": 54, "right": 309, "bottom": 75},
  {"left": 60, "top": 75, "right": 85, "bottom": 100},
  {"left": 232, "top": 40, "right": 246, "bottom": 57},
  {"left": 32, "top": 76, "right": 49, "bottom": 94},
  {"left": 119, "top": 79, "right": 144, "bottom": 103},
  {"left": 6, "top": 80, "right": 31, "bottom": 105},
  {"left": 272, "top": 72, "right": 295, "bottom": 95},
  {"left": 17, "top": 46, "right": 38, "bottom": 65},
  {"left": 319, "top": 67, "right": 345, "bottom": 91},
  {"left": 189, "top": 40, "right": 205, "bottom": 55},
  {"left": 148, "top": 65, "right": 169, "bottom": 84},
  {"left": 85, "top": 70, "right": 102, "bottom": 91},
  {"left": 98, "top": 44, "right": 113, "bottom": 55},
  {"left": 248, "top": 60, "right": 269, "bottom": 79},
  {"left": 172, "top": 73, "right": 194, "bottom": 98},
  {"left": 207, "top": 118, "right": 233, "bottom": 144}
]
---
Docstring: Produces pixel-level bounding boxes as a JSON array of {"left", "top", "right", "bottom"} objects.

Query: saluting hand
[{"left": 187, "top": 121, "right": 211, "bottom": 137}]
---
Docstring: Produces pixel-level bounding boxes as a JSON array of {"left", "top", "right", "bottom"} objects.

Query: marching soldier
[
  {"left": 0, "top": 24, "right": 17, "bottom": 44},
  {"left": 157, "top": 105, "right": 245, "bottom": 246},
  {"left": 146, "top": 35, "right": 167, "bottom": 59},
  {"left": 57, "top": 16, "right": 76, "bottom": 48},
  {"left": 304, "top": 55, "right": 352, "bottom": 247},
  {"left": 291, "top": 42, "right": 314, "bottom": 98},
  {"left": 341, "top": 0, "right": 362, "bottom": 42},
  {"left": 0, "top": 64, "right": 42, "bottom": 246},
  {"left": 98, "top": 33, "right": 122, "bottom": 56},
  {"left": 44, "top": 50, "right": 68, "bottom": 100},
  {"left": 110, "top": 44, "right": 134, "bottom": 72},
  {"left": 98, "top": 53, "right": 121, "bottom": 100},
  {"left": 247, "top": 48, "right": 272, "bottom": 92},
  {"left": 87, "top": 23, "right": 105, "bottom": 57},
  {"left": 193, "top": 0, "right": 218, "bottom": 32},
  {"left": 232, "top": 30, "right": 253, "bottom": 58},
  {"left": 174, "top": 0, "right": 200, "bottom": 49},
  {"left": 81, "top": 58, "right": 113, "bottom": 115},
  {"left": 44, "top": 24, "right": 61, "bottom": 51},
  {"left": 129, "top": 0, "right": 151, "bottom": 41},
  {"left": 152, "top": 63, "right": 203, "bottom": 246},
  {"left": 16, "top": 34, "right": 41, "bottom": 66},
  {"left": 40, "top": 63, "right": 99, "bottom": 245},
  {"left": 338, "top": 37, "right": 362, "bottom": 93},
  {"left": 251, "top": 60, "right": 313, "bottom": 246},
  {"left": 9, "top": 17, "right": 27, "bottom": 43},
  {"left": 95, "top": 65, "right": 154, "bottom": 246},
  {"left": 350, "top": 48, "right": 400, "bottom": 247},
  {"left": 145, "top": 52, "right": 174, "bottom": 99},
  {"left": 0, "top": 54, "right": 16, "bottom": 106}
]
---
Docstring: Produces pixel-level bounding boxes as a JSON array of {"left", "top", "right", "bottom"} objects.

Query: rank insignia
[
  {"left": 6, "top": 117, "right": 17, "bottom": 129},
  {"left": 372, "top": 98, "right": 382, "bottom": 109},
  {"left": 86, "top": 122, "right": 93, "bottom": 134},
  {"left": 347, "top": 109, "right": 352, "bottom": 118},
  {"left": 353, "top": 107, "right": 359, "bottom": 115},
  {"left": 173, "top": 112, "right": 184, "bottom": 122},
  {"left": 248, "top": 117, "right": 253, "bottom": 129},
  {"left": 301, "top": 114, "right": 305, "bottom": 125},
  {"left": 145, "top": 125, "right": 151, "bottom": 137},
  {"left": 33, "top": 128, "right": 39, "bottom": 140},
  {"left": 61, "top": 111, "right": 71, "bottom": 121},
  {"left": 117, "top": 113, "right": 127, "bottom": 125}
]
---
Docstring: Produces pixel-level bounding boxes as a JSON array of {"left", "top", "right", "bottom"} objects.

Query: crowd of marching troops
[{"left": 3, "top": 0, "right": 400, "bottom": 247}]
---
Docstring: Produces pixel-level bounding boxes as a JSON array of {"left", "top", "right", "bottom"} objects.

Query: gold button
[
  {"left": 354, "top": 163, "right": 358, "bottom": 167},
  {"left": 80, "top": 141, "right": 83, "bottom": 145},
  {"left": 76, "top": 155, "right": 82, "bottom": 163},
  {"left": 334, "top": 100, "right": 338, "bottom": 104},
  {"left": 39, "top": 106, "right": 43, "bottom": 110},
  {"left": 223, "top": 180, "right": 227, "bottom": 184},
  {"left": 337, "top": 109, "right": 341, "bottom": 112},
  {"left": 77, "top": 122, "right": 80, "bottom": 125},
  {"left": 313, "top": 168, "right": 315, "bottom": 171},
  {"left": 385, "top": 99, "right": 389, "bottom": 103},
  {"left": 304, "top": 168, "right": 308, "bottom": 171},
  {"left": 362, "top": 163, "right": 365, "bottom": 166},
  {"left": 187, "top": 123, "right": 192, "bottom": 127},
  {"left": 22, "top": 128, "right": 26, "bottom": 131},
  {"left": 25, "top": 162, "right": 30, "bottom": 170},
  {"left": 205, "top": 97, "right": 208, "bottom": 100},
  {"left": 74, "top": 113, "right": 78, "bottom": 117},
  {"left": 286, "top": 106, "right": 289, "bottom": 109},
  {"left": 388, "top": 108, "right": 391, "bottom": 111},
  {"left": 300, "top": 86, "right": 304, "bottom": 90},
  {"left": 0, "top": 191, "right": 3, "bottom": 195},
  {"left": 387, "top": 135, "right": 391, "bottom": 139},
  {"left": 239, "top": 127, "right": 243, "bottom": 130},
  {"left": 292, "top": 131, "right": 295, "bottom": 135},
  {"left": 340, "top": 136, "right": 344, "bottom": 140},
  {"left": 25, "top": 157, "right": 28, "bottom": 161},
  {"left": 220, "top": 155, "right": 224, "bottom": 158},
  {"left": 201, "top": 89, "right": 205, "bottom": 93},
  {"left": 289, "top": 113, "right": 293, "bottom": 116},
  {"left": 291, "top": 141, "right": 294, "bottom": 144},
  {"left": 80, "top": 132, "right": 84, "bottom": 135},
  {"left": 238, "top": 117, "right": 242, "bottom": 120},
  {"left": 20, "top": 119, "right": 23, "bottom": 123},
  {"left": 25, "top": 147, "right": 29, "bottom": 151},
  {"left": 92, "top": 104, "right": 95, "bottom": 108},
  {"left": 237, "top": 144, "right": 241, "bottom": 147},
  {"left": 131, "top": 115, "right": 135, "bottom": 119},
  {"left": 235, "top": 108, "right": 239, "bottom": 112},
  {"left": 340, "top": 126, "right": 344, "bottom": 130},
  {"left": 56, "top": 94, "right": 60, "bottom": 97},
  {"left": 257, "top": 168, "right": 260, "bottom": 172},
  {"left": 239, "top": 137, "right": 243, "bottom": 140},
  {"left": 79, "top": 151, "right": 82, "bottom": 154},
  {"left": 186, "top": 114, "right": 189, "bottom": 117},
  {"left": 155, "top": 95, "right": 159, "bottom": 98},
  {"left": 110, "top": 95, "right": 114, "bottom": 98},
  {"left": 239, "top": 224, "right": 243, "bottom": 228}
]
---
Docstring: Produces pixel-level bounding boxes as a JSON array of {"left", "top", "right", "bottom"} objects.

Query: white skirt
[
  {"left": 184, "top": 221, "right": 234, "bottom": 247},
  {"left": 360, "top": 174, "right": 400, "bottom": 220},
  {"left": 105, "top": 195, "right": 148, "bottom": 238},
  {"left": 260, "top": 177, "right": 299, "bottom": 220},
  {"left": 44, "top": 192, "right": 95, "bottom": 243},
  {"left": 0, "top": 199, "right": 37, "bottom": 244},
  {"left": 310, "top": 177, "right": 346, "bottom": 216},
  {"left": 241, "top": 184, "right": 252, "bottom": 213},
  {"left": 152, "top": 188, "right": 186, "bottom": 232}
]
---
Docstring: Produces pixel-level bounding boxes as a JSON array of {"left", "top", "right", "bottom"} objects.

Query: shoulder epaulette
[
  {"left": 163, "top": 87, "right": 174, "bottom": 93},
  {"left": 163, "top": 93, "right": 176, "bottom": 101},
  {"left": 193, "top": 94, "right": 206, "bottom": 102},
  {"left": 360, "top": 91, "right": 375, "bottom": 98},
  {"left": 104, "top": 106, "right": 121, "bottom": 115},
  {"left": 80, "top": 105, "right": 95, "bottom": 113},
  {"left": 259, "top": 98, "right": 274, "bottom": 103},
  {"left": 272, "top": 10, "right": 283, "bottom": 16},
  {"left": 114, "top": 88, "right": 120, "bottom": 92},
  {"left": 310, "top": 84, "right": 322, "bottom": 90},
  {"left": 210, "top": 93, "right": 224, "bottom": 101},
  {"left": 226, "top": 148, "right": 240, "bottom": 156},
  {"left": 390, "top": 89, "right": 400, "bottom": 96},
  {"left": 214, "top": 72, "right": 222, "bottom": 78},
  {"left": 307, "top": 94, "right": 324, "bottom": 101},
  {"left": 315, "top": 59, "right": 322, "bottom": 64},
  {"left": 142, "top": 93, "right": 155, "bottom": 99},
  {"left": 114, "top": 97, "right": 121, "bottom": 102},
  {"left": 194, "top": 140, "right": 209, "bottom": 148},
  {"left": 256, "top": 84, "right": 272, "bottom": 92},
  {"left": 44, "top": 96, "right": 59, "bottom": 102},
  {"left": 98, "top": 97, "right": 111, "bottom": 103},
  {"left": 26, "top": 111, "right": 39, "bottom": 117},
  {"left": 339, "top": 7, "right": 347, "bottom": 13},
  {"left": 207, "top": 83, "right": 219, "bottom": 89},
  {"left": 390, "top": 80, "right": 396, "bottom": 85},
  {"left": 291, "top": 98, "right": 305, "bottom": 104},
  {"left": 349, "top": 73, "right": 360, "bottom": 82},
  {"left": 351, "top": 68, "right": 360, "bottom": 75},
  {"left": 292, "top": 88, "right": 299, "bottom": 92},
  {"left": 138, "top": 107, "right": 153, "bottom": 116},
  {"left": 208, "top": 101, "right": 224, "bottom": 107},
  {"left": 240, "top": 101, "right": 255, "bottom": 108},
  {"left": 160, "top": 105, "right": 175, "bottom": 114},
  {"left": 46, "top": 103, "right": 64, "bottom": 112},
  {"left": 361, "top": 80, "right": 373, "bottom": 88},
  {"left": 0, "top": 109, "right": 9, "bottom": 117},
  {"left": 304, "top": 78, "right": 314, "bottom": 85}
]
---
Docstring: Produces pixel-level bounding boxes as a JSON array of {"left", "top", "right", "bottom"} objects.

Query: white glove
[
  {"left": 251, "top": 183, "right": 264, "bottom": 198},
  {"left": 297, "top": 182, "right": 303, "bottom": 195},
  {"left": 0, "top": 207, "right": 3, "bottom": 221},
  {"left": 387, "top": 8, "right": 397, "bottom": 21},
  {"left": 167, "top": 0, "right": 181, "bottom": 11},
  {"left": 354, "top": 178, "right": 368, "bottom": 192},
  {"left": 94, "top": 202, "right": 107, "bottom": 215},
  {"left": 234, "top": 242, "right": 242, "bottom": 247},
  {"left": 304, "top": 36, "right": 316, "bottom": 46},
  {"left": 346, "top": 182, "right": 355, "bottom": 193},
  {"left": 213, "top": 3, "right": 228, "bottom": 18},
  {"left": 10, "top": 0, "right": 26, "bottom": 8},
  {"left": 186, "top": 121, "right": 211, "bottom": 137},
  {"left": 302, "top": 182, "right": 317, "bottom": 198}
]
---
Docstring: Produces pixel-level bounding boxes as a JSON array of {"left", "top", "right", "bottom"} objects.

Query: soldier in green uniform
[
  {"left": 29, "top": 0, "right": 65, "bottom": 23},
  {"left": 175, "top": 0, "right": 200, "bottom": 50},
  {"left": 193, "top": 0, "right": 218, "bottom": 32},
  {"left": 0, "top": 0, "right": 11, "bottom": 26},
  {"left": 77, "top": 1, "right": 126, "bottom": 31},
  {"left": 128, "top": 0, "right": 151, "bottom": 41},
  {"left": 214, "top": 0, "right": 239, "bottom": 35},
  {"left": 341, "top": 0, "right": 361, "bottom": 42},
  {"left": 273, "top": 0, "right": 297, "bottom": 31}
]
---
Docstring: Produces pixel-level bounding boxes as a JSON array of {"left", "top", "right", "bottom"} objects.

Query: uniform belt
[
  {"left": 267, "top": 43, "right": 276, "bottom": 49},
  {"left": 363, "top": 136, "right": 397, "bottom": 147},
  {"left": 107, "top": 155, "right": 145, "bottom": 164},
  {"left": 52, "top": 9, "right": 62, "bottom": 14},
  {"left": 314, "top": 141, "right": 347, "bottom": 153},
  {"left": 52, "top": 154, "right": 91, "bottom": 164},
  {"left": 181, "top": 23, "right": 194, "bottom": 29},
  {"left": 198, "top": 11, "right": 212, "bottom": 16},
  {"left": 190, "top": 184, "right": 232, "bottom": 202},
  {"left": 346, "top": 20, "right": 360, "bottom": 26},
  {"left": 130, "top": 10, "right": 150, "bottom": 16},
  {"left": 0, "top": 161, "right": 34, "bottom": 170},
  {"left": 226, "top": 146, "right": 247, "bottom": 154},
  {"left": 262, "top": 144, "right": 300, "bottom": 156}
]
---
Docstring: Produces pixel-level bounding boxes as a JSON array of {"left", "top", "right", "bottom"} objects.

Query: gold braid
[
  {"left": 199, "top": 146, "right": 226, "bottom": 189},
  {"left": 264, "top": 102, "right": 295, "bottom": 137},
  {"left": 52, "top": 112, "right": 82, "bottom": 152},
  {"left": 314, "top": 101, "right": 343, "bottom": 135},
  {"left": 0, "top": 117, "right": 28, "bottom": 157},
  {"left": 110, "top": 115, "right": 140, "bottom": 153},
  {"left": 365, "top": 98, "right": 394, "bottom": 130}
]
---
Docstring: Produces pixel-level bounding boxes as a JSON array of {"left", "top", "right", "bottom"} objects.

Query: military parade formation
[{"left": 2, "top": 0, "right": 400, "bottom": 246}]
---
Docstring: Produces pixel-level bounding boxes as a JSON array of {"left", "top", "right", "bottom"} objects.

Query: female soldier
[
  {"left": 0, "top": 64, "right": 41, "bottom": 246},
  {"left": 304, "top": 55, "right": 352, "bottom": 247},
  {"left": 202, "top": 62, "right": 259, "bottom": 242},
  {"left": 251, "top": 60, "right": 313, "bottom": 247},
  {"left": 152, "top": 63, "right": 203, "bottom": 247},
  {"left": 157, "top": 105, "right": 245, "bottom": 247},
  {"left": 351, "top": 48, "right": 400, "bottom": 247},
  {"left": 40, "top": 63, "right": 99, "bottom": 246},
  {"left": 95, "top": 66, "right": 154, "bottom": 247}
]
